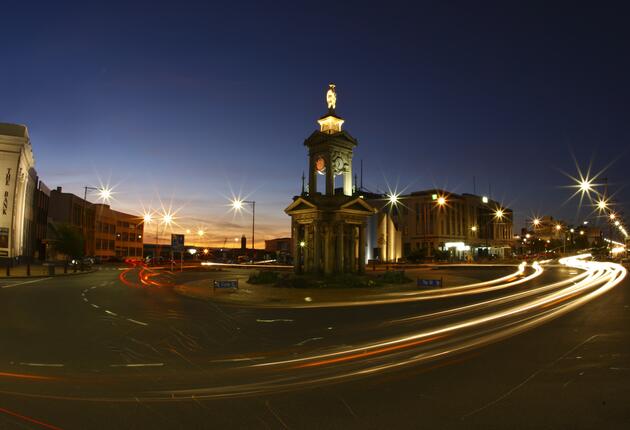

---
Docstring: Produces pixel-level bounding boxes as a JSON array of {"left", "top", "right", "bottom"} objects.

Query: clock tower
[{"left": 285, "top": 84, "right": 376, "bottom": 274}]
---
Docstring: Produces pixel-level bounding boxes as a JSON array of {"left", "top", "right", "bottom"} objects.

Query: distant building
[
  {"left": 265, "top": 237, "right": 291, "bottom": 253},
  {"left": 49, "top": 187, "right": 143, "bottom": 261},
  {"left": 367, "top": 190, "right": 514, "bottom": 261},
  {"left": 32, "top": 180, "right": 50, "bottom": 261},
  {"left": 0, "top": 123, "right": 38, "bottom": 261}
]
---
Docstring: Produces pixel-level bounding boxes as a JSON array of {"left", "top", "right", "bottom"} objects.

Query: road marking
[
  {"left": 127, "top": 318, "right": 148, "bottom": 326},
  {"left": 256, "top": 318, "right": 294, "bottom": 323},
  {"left": 18, "top": 362, "right": 64, "bottom": 367},
  {"left": 109, "top": 363, "right": 164, "bottom": 367},
  {"left": 209, "top": 357, "right": 266, "bottom": 363},
  {"left": 91, "top": 304, "right": 100, "bottom": 309},
  {"left": 1, "top": 278, "right": 51, "bottom": 289},
  {"left": 296, "top": 337, "right": 323, "bottom": 346},
  {"left": 105, "top": 310, "right": 118, "bottom": 316}
]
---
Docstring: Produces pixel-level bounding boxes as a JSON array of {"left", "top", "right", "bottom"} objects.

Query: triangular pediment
[
  {"left": 340, "top": 198, "right": 376, "bottom": 214},
  {"left": 285, "top": 197, "right": 318, "bottom": 214}
]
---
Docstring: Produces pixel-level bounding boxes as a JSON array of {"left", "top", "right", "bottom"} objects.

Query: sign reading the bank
[{"left": 0, "top": 154, "right": 17, "bottom": 256}]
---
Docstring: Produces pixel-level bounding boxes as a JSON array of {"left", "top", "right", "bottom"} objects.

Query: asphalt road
[{"left": 0, "top": 261, "right": 628, "bottom": 429}]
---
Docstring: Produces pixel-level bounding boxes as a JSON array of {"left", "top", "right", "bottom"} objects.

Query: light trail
[
  {"left": 0, "top": 255, "right": 625, "bottom": 403},
  {"left": 251, "top": 255, "right": 623, "bottom": 370}
]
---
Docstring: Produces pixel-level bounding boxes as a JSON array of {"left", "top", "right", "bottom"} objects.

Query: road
[{"left": 0, "top": 257, "right": 628, "bottom": 429}]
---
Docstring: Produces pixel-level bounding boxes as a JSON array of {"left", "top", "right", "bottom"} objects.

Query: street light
[
  {"left": 385, "top": 192, "right": 400, "bottom": 263},
  {"left": 231, "top": 198, "right": 256, "bottom": 255}
]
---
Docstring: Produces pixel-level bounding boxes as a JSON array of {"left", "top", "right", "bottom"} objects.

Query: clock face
[
  {"left": 334, "top": 157, "right": 344, "bottom": 172},
  {"left": 315, "top": 157, "right": 325, "bottom": 173}
]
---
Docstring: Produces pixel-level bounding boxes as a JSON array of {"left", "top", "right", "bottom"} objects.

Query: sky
[{"left": 1, "top": 1, "right": 629, "bottom": 247}]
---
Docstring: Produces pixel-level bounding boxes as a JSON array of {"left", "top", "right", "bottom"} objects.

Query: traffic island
[{"left": 172, "top": 267, "right": 495, "bottom": 307}]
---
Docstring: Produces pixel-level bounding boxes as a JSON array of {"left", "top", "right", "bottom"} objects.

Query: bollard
[
  {"left": 64, "top": 263, "right": 68, "bottom": 274},
  {"left": 5, "top": 265, "right": 9, "bottom": 277},
  {"left": 27, "top": 263, "right": 31, "bottom": 276}
]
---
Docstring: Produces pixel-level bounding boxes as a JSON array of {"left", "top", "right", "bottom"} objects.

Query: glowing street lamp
[
  {"left": 471, "top": 225, "right": 478, "bottom": 232},
  {"left": 387, "top": 192, "right": 399, "bottom": 206},
  {"left": 230, "top": 198, "right": 256, "bottom": 254},
  {"left": 579, "top": 179, "right": 593, "bottom": 194},
  {"left": 532, "top": 218, "right": 541, "bottom": 228},
  {"left": 437, "top": 196, "right": 447, "bottom": 206},
  {"left": 494, "top": 209, "right": 504, "bottom": 220},
  {"left": 609, "top": 213, "right": 616, "bottom": 220},
  {"left": 162, "top": 213, "right": 173, "bottom": 226},
  {"left": 555, "top": 224, "right": 562, "bottom": 231}
]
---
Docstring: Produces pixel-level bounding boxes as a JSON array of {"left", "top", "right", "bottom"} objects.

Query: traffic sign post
[
  {"left": 213, "top": 280, "right": 239, "bottom": 290},
  {"left": 417, "top": 277, "right": 443, "bottom": 288}
]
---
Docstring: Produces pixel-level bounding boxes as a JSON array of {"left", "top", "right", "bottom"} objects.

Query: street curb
[{"left": 0, "top": 268, "right": 97, "bottom": 280}]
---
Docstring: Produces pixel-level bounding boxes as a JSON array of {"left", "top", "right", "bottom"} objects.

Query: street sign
[
  {"left": 171, "top": 234, "right": 185, "bottom": 252},
  {"left": 417, "top": 278, "right": 443, "bottom": 288},
  {"left": 213, "top": 280, "right": 239, "bottom": 289}
]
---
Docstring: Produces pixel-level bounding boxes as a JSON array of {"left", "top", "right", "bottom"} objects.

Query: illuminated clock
[
  {"left": 334, "top": 157, "right": 344, "bottom": 173},
  {"left": 315, "top": 157, "right": 326, "bottom": 174}
]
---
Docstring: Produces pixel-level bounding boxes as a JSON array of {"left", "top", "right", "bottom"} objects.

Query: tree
[{"left": 49, "top": 223, "right": 84, "bottom": 260}]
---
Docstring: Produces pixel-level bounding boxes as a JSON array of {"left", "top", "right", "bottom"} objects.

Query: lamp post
[
  {"left": 231, "top": 199, "right": 256, "bottom": 256},
  {"left": 82, "top": 186, "right": 112, "bottom": 257},
  {"left": 385, "top": 192, "right": 400, "bottom": 263}
]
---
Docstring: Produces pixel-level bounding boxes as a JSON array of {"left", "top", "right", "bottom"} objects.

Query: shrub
[
  {"left": 378, "top": 270, "right": 412, "bottom": 284},
  {"left": 248, "top": 271, "right": 280, "bottom": 284}
]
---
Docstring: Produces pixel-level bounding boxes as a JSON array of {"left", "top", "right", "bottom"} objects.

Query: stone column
[
  {"left": 326, "top": 154, "right": 335, "bottom": 196},
  {"left": 343, "top": 159, "right": 352, "bottom": 196},
  {"left": 313, "top": 221, "right": 321, "bottom": 273},
  {"left": 358, "top": 224, "right": 366, "bottom": 274},
  {"left": 309, "top": 158, "right": 317, "bottom": 195},
  {"left": 292, "top": 222, "right": 300, "bottom": 273},
  {"left": 337, "top": 222, "right": 344, "bottom": 272},
  {"left": 349, "top": 225, "right": 357, "bottom": 273},
  {"left": 324, "top": 225, "right": 333, "bottom": 275},
  {"left": 303, "top": 224, "right": 311, "bottom": 272}
]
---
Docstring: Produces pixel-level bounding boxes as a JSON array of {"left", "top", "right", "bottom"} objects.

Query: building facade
[
  {"left": 367, "top": 190, "right": 514, "bottom": 261},
  {"left": 49, "top": 187, "right": 143, "bottom": 261},
  {"left": 0, "top": 123, "right": 38, "bottom": 260}
]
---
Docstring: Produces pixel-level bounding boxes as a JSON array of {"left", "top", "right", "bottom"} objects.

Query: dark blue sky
[{"left": 2, "top": 1, "right": 629, "bottom": 245}]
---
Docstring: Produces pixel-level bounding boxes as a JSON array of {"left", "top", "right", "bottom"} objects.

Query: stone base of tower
[{"left": 285, "top": 194, "right": 375, "bottom": 275}]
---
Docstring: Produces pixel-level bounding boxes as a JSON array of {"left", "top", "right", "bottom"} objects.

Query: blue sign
[
  {"left": 171, "top": 234, "right": 185, "bottom": 251},
  {"left": 418, "top": 278, "right": 442, "bottom": 288},
  {"left": 214, "top": 280, "right": 239, "bottom": 289}
]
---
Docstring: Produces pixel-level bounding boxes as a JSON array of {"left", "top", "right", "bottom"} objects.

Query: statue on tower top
[{"left": 326, "top": 83, "right": 337, "bottom": 111}]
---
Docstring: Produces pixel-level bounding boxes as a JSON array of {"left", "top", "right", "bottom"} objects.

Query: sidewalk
[
  {"left": 0, "top": 264, "right": 93, "bottom": 278},
  {"left": 173, "top": 269, "right": 489, "bottom": 307}
]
